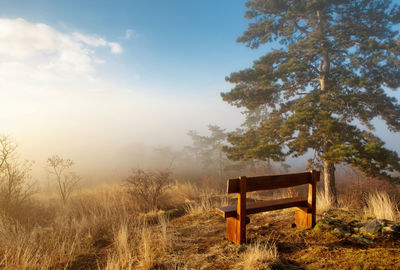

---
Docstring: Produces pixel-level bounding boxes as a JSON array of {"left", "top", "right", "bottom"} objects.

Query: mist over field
[
  {"left": 0, "top": 17, "right": 247, "bottom": 183},
  {"left": 2, "top": 82, "right": 245, "bottom": 182},
  {"left": 1, "top": 15, "right": 399, "bottom": 187}
]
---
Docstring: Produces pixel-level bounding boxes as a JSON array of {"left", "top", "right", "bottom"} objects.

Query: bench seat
[{"left": 216, "top": 196, "right": 308, "bottom": 219}]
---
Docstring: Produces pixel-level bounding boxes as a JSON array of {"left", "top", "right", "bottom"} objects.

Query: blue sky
[
  {"left": 0, "top": 0, "right": 264, "bottom": 97},
  {"left": 0, "top": 0, "right": 399, "bottom": 175},
  {"left": 0, "top": 0, "right": 268, "bottom": 172}
]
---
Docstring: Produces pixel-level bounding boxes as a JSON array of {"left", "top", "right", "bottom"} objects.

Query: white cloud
[
  {"left": 0, "top": 17, "right": 244, "bottom": 180},
  {"left": 108, "top": 42, "right": 122, "bottom": 54},
  {"left": 0, "top": 18, "right": 58, "bottom": 58},
  {"left": 124, "top": 29, "right": 133, "bottom": 40},
  {"left": 72, "top": 32, "right": 122, "bottom": 54},
  {"left": 0, "top": 17, "right": 122, "bottom": 82}
]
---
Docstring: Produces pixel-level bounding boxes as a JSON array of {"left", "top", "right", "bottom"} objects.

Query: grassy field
[{"left": 0, "top": 175, "right": 399, "bottom": 269}]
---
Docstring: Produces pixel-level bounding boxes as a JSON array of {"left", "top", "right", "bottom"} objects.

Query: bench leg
[
  {"left": 294, "top": 207, "right": 315, "bottom": 228},
  {"left": 226, "top": 217, "right": 246, "bottom": 244}
]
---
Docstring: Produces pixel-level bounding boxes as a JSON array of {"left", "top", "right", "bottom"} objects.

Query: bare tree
[
  {"left": 125, "top": 169, "right": 172, "bottom": 211},
  {"left": 0, "top": 135, "right": 35, "bottom": 212},
  {"left": 47, "top": 155, "right": 80, "bottom": 204}
]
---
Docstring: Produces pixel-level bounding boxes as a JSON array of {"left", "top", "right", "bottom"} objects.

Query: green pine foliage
[{"left": 221, "top": 0, "right": 400, "bottom": 187}]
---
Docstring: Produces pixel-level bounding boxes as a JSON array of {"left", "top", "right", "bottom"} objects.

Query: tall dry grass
[
  {"left": 183, "top": 185, "right": 231, "bottom": 215},
  {"left": 0, "top": 184, "right": 132, "bottom": 269},
  {"left": 242, "top": 238, "right": 278, "bottom": 270},
  {"left": 364, "top": 191, "right": 399, "bottom": 221},
  {"left": 317, "top": 190, "right": 332, "bottom": 213},
  {"left": 0, "top": 181, "right": 186, "bottom": 269},
  {"left": 184, "top": 192, "right": 214, "bottom": 215},
  {"left": 158, "top": 214, "right": 173, "bottom": 252}
]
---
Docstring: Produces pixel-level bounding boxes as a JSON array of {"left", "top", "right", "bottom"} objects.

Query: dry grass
[
  {"left": 242, "top": 239, "right": 278, "bottom": 270},
  {"left": 183, "top": 187, "right": 231, "bottom": 216},
  {"left": 184, "top": 192, "right": 214, "bottom": 215},
  {"left": 0, "top": 213, "right": 82, "bottom": 269},
  {"left": 0, "top": 183, "right": 137, "bottom": 269},
  {"left": 317, "top": 190, "right": 332, "bottom": 213},
  {"left": 165, "top": 181, "right": 198, "bottom": 205},
  {"left": 140, "top": 225, "right": 154, "bottom": 269},
  {"left": 113, "top": 223, "right": 135, "bottom": 268},
  {"left": 158, "top": 214, "right": 173, "bottom": 252},
  {"left": 0, "top": 174, "right": 399, "bottom": 269},
  {"left": 0, "top": 180, "right": 189, "bottom": 269},
  {"left": 364, "top": 191, "right": 399, "bottom": 221}
]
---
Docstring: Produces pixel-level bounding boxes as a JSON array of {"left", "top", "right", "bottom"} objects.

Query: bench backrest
[
  {"left": 223, "top": 170, "right": 320, "bottom": 244},
  {"left": 227, "top": 171, "right": 317, "bottom": 193}
]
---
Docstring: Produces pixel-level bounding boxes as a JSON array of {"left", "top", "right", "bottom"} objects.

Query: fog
[
  {"left": 1, "top": 82, "right": 247, "bottom": 183},
  {"left": 0, "top": 18, "right": 248, "bottom": 184},
  {"left": 1, "top": 18, "right": 399, "bottom": 186}
]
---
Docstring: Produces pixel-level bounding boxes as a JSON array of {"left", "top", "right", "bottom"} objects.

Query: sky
[{"left": 0, "top": 0, "right": 399, "bottom": 181}]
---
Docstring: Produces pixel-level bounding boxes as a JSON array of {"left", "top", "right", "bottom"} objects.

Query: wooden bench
[{"left": 216, "top": 170, "right": 320, "bottom": 244}]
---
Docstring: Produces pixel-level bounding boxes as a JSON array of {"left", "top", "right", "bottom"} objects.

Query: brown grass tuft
[
  {"left": 317, "top": 190, "right": 332, "bottom": 213},
  {"left": 243, "top": 239, "right": 278, "bottom": 270},
  {"left": 364, "top": 191, "right": 398, "bottom": 221}
]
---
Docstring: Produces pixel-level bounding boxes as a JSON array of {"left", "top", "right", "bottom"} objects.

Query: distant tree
[
  {"left": 0, "top": 135, "right": 35, "bottom": 212},
  {"left": 187, "top": 125, "right": 233, "bottom": 179},
  {"left": 47, "top": 155, "right": 80, "bottom": 203},
  {"left": 152, "top": 146, "right": 180, "bottom": 169},
  {"left": 222, "top": 0, "right": 400, "bottom": 206}
]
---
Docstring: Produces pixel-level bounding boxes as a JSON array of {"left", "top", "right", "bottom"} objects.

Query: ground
[
  {"left": 144, "top": 208, "right": 400, "bottom": 270},
  {"left": 2, "top": 183, "right": 399, "bottom": 269}
]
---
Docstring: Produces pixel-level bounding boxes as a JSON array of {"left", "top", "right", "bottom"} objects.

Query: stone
[
  {"left": 349, "top": 220, "right": 362, "bottom": 227},
  {"left": 351, "top": 235, "right": 373, "bottom": 245},
  {"left": 314, "top": 222, "right": 333, "bottom": 232},
  {"left": 391, "top": 224, "right": 400, "bottom": 234},
  {"left": 360, "top": 220, "right": 382, "bottom": 235},
  {"left": 331, "top": 227, "right": 351, "bottom": 238},
  {"left": 383, "top": 226, "right": 395, "bottom": 233},
  {"left": 378, "top": 219, "right": 394, "bottom": 227}
]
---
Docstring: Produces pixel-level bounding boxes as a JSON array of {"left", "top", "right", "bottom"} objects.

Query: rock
[
  {"left": 349, "top": 220, "right": 362, "bottom": 227},
  {"left": 391, "top": 224, "right": 400, "bottom": 234},
  {"left": 383, "top": 226, "right": 395, "bottom": 233},
  {"left": 331, "top": 227, "right": 351, "bottom": 238},
  {"left": 379, "top": 219, "right": 394, "bottom": 227},
  {"left": 360, "top": 220, "right": 382, "bottom": 235},
  {"left": 314, "top": 222, "right": 333, "bottom": 232},
  {"left": 351, "top": 235, "right": 373, "bottom": 245}
]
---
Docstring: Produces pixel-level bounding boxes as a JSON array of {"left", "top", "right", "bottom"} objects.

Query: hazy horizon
[{"left": 1, "top": 1, "right": 399, "bottom": 184}]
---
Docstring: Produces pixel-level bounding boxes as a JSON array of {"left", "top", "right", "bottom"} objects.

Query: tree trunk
[
  {"left": 317, "top": 10, "right": 337, "bottom": 207},
  {"left": 323, "top": 160, "right": 337, "bottom": 207}
]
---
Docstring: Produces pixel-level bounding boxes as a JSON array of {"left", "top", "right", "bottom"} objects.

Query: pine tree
[
  {"left": 187, "top": 125, "right": 231, "bottom": 179},
  {"left": 221, "top": 0, "right": 400, "bottom": 206}
]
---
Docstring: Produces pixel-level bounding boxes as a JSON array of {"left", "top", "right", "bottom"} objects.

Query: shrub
[
  {"left": 0, "top": 135, "right": 35, "bottom": 218},
  {"left": 125, "top": 169, "right": 172, "bottom": 211}
]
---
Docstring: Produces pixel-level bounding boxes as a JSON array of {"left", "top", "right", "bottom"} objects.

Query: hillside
[{"left": 1, "top": 180, "right": 399, "bottom": 269}]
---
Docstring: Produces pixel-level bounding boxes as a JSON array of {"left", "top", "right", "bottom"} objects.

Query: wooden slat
[
  {"left": 227, "top": 172, "right": 312, "bottom": 193},
  {"left": 237, "top": 176, "right": 247, "bottom": 244},
  {"left": 308, "top": 170, "right": 320, "bottom": 227},
  {"left": 215, "top": 197, "right": 308, "bottom": 219},
  {"left": 216, "top": 205, "right": 238, "bottom": 218}
]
